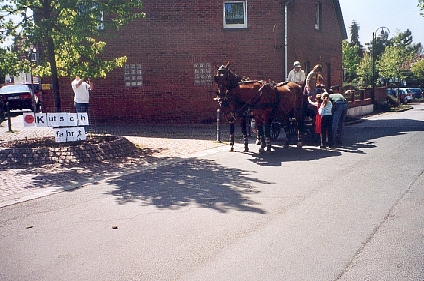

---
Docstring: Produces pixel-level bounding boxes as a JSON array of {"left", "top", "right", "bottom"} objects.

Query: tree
[
  {"left": 0, "top": 0, "right": 145, "bottom": 111},
  {"left": 412, "top": 60, "right": 424, "bottom": 80},
  {"left": 342, "top": 40, "right": 360, "bottom": 84},
  {"left": 378, "top": 46, "right": 413, "bottom": 87},
  {"left": 0, "top": 47, "right": 20, "bottom": 84},
  {"left": 349, "top": 21, "right": 360, "bottom": 46},
  {"left": 390, "top": 29, "right": 422, "bottom": 55},
  {"left": 356, "top": 52, "right": 373, "bottom": 88}
]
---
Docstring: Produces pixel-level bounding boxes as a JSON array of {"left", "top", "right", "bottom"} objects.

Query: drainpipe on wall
[{"left": 284, "top": 0, "right": 295, "bottom": 80}]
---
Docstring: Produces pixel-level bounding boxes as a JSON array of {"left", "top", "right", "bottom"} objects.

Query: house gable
[{"left": 42, "top": 0, "right": 347, "bottom": 123}]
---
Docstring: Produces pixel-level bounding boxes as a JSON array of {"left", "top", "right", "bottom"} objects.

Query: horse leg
[
  {"left": 283, "top": 119, "right": 290, "bottom": 148},
  {"left": 257, "top": 124, "right": 266, "bottom": 153},
  {"left": 229, "top": 122, "right": 235, "bottom": 152},
  {"left": 297, "top": 120, "right": 303, "bottom": 148},
  {"left": 256, "top": 130, "right": 261, "bottom": 145},
  {"left": 265, "top": 122, "right": 272, "bottom": 152},
  {"left": 241, "top": 118, "right": 249, "bottom": 152}
]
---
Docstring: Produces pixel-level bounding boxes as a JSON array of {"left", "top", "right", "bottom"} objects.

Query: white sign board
[
  {"left": 54, "top": 127, "right": 86, "bottom": 142},
  {"left": 23, "top": 112, "right": 89, "bottom": 128},
  {"left": 23, "top": 112, "right": 90, "bottom": 142}
]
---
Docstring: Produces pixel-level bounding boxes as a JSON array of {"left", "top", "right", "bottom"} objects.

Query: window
[
  {"left": 124, "top": 64, "right": 142, "bottom": 87},
  {"left": 223, "top": 1, "right": 247, "bottom": 29},
  {"left": 97, "top": 10, "right": 104, "bottom": 30},
  {"left": 305, "top": 61, "right": 311, "bottom": 74},
  {"left": 78, "top": 3, "right": 104, "bottom": 30},
  {"left": 315, "top": 2, "right": 322, "bottom": 30},
  {"left": 194, "top": 63, "right": 213, "bottom": 85}
]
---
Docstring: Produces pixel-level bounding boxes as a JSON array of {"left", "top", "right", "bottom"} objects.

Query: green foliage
[
  {"left": 342, "top": 40, "right": 360, "bottom": 83},
  {"left": 349, "top": 21, "right": 360, "bottom": 45},
  {"left": 1, "top": 0, "right": 145, "bottom": 79},
  {"left": 356, "top": 52, "right": 372, "bottom": 88},
  {"left": 0, "top": 0, "right": 145, "bottom": 109},
  {"left": 378, "top": 46, "right": 412, "bottom": 85},
  {"left": 0, "top": 48, "right": 21, "bottom": 83},
  {"left": 412, "top": 59, "right": 424, "bottom": 80}
]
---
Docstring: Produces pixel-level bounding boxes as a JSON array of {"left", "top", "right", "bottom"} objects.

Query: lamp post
[
  {"left": 25, "top": 45, "right": 37, "bottom": 113},
  {"left": 372, "top": 27, "right": 390, "bottom": 103}
]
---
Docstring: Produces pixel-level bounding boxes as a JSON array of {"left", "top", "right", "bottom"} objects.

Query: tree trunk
[{"left": 46, "top": 37, "right": 61, "bottom": 112}]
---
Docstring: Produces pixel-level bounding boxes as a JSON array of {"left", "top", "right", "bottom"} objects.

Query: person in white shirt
[
  {"left": 287, "top": 61, "right": 305, "bottom": 86},
  {"left": 318, "top": 92, "right": 333, "bottom": 148},
  {"left": 71, "top": 75, "right": 92, "bottom": 112}
]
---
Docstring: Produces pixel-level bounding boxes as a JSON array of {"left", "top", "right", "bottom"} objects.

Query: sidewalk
[{"left": 0, "top": 113, "right": 229, "bottom": 208}]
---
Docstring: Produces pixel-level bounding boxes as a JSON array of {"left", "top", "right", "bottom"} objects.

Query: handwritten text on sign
[
  {"left": 23, "top": 112, "right": 89, "bottom": 142},
  {"left": 23, "top": 112, "right": 89, "bottom": 127}
]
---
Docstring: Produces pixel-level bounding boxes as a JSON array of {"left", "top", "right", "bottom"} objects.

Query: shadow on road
[
  {"left": 245, "top": 117, "right": 424, "bottom": 167},
  {"left": 104, "top": 158, "right": 268, "bottom": 214}
]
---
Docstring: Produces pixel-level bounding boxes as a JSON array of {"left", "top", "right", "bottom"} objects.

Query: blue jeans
[
  {"left": 75, "top": 102, "right": 89, "bottom": 113},
  {"left": 332, "top": 102, "right": 348, "bottom": 140}
]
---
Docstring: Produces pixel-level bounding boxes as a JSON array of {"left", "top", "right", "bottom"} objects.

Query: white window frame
[
  {"left": 314, "top": 2, "right": 322, "bottom": 30},
  {"left": 223, "top": 1, "right": 247, "bottom": 29},
  {"left": 97, "top": 11, "right": 104, "bottom": 30}
]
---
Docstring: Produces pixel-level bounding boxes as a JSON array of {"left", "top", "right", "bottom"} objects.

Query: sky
[{"left": 339, "top": 0, "right": 424, "bottom": 47}]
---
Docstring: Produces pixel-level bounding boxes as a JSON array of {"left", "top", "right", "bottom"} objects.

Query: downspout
[{"left": 284, "top": 0, "right": 295, "bottom": 80}]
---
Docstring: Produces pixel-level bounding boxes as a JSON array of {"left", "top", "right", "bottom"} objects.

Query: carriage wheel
[{"left": 270, "top": 122, "right": 281, "bottom": 140}]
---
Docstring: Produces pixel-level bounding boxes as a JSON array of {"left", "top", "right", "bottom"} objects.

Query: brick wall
[{"left": 42, "top": 0, "right": 345, "bottom": 124}]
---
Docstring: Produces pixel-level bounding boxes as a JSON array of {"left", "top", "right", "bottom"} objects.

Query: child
[
  {"left": 318, "top": 92, "right": 333, "bottom": 148},
  {"left": 308, "top": 93, "right": 323, "bottom": 145}
]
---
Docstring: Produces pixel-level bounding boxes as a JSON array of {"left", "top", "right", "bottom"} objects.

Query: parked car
[
  {"left": 387, "top": 88, "right": 407, "bottom": 104},
  {"left": 407, "top": 88, "right": 422, "bottom": 99},
  {"left": 0, "top": 84, "right": 41, "bottom": 111},
  {"left": 401, "top": 88, "right": 414, "bottom": 103}
]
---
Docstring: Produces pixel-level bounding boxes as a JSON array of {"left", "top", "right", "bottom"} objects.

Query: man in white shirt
[
  {"left": 287, "top": 61, "right": 305, "bottom": 86},
  {"left": 71, "top": 75, "right": 92, "bottom": 112}
]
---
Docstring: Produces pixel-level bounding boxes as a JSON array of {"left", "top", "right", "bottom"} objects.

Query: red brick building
[{"left": 46, "top": 0, "right": 347, "bottom": 123}]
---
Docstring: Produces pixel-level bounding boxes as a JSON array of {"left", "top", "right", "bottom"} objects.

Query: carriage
[{"left": 214, "top": 62, "right": 316, "bottom": 152}]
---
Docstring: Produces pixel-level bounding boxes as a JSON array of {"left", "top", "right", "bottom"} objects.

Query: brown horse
[
  {"left": 256, "top": 81, "right": 304, "bottom": 150},
  {"left": 214, "top": 64, "right": 264, "bottom": 152},
  {"left": 214, "top": 62, "right": 304, "bottom": 152}
]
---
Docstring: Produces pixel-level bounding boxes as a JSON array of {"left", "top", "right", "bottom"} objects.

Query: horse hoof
[
  {"left": 230, "top": 148, "right": 234, "bottom": 152},
  {"left": 297, "top": 143, "right": 303, "bottom": 148},
  {"left": 259, "top": 148, "right": 265, "bottom": 153},
  {"left": 256, "top": 141, "right": 261, "bottom": 145}
]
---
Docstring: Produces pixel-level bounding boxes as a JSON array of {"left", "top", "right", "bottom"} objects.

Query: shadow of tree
[
  {"left": 5, "top": 114, "right": 424, "bottom": 210},
  {"left": 105, "top": 158, "right": 267, "bottom": 214}
]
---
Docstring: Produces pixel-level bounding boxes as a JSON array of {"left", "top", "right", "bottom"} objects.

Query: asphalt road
[{"left": 1, "top": 104, "right": 424, "bottom": 281}]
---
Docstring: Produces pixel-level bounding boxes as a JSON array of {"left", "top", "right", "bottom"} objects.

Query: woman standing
[
  {"left": 304, "top": 64, "right": 323, "bottom": 98},
  {"left": 304, "top": 64, "right": 323, "bottom": 120}
]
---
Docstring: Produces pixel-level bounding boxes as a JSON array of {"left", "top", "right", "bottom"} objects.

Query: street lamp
[
  {"left": 25, "top": 45, "right": 37, "bottom": 113},
  {"left": 372, "top": 27, "right": 390, "bottom": 102}
]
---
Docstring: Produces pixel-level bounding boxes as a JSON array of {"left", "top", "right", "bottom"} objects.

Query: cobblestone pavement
[{"left": 1, "top": 112, "right": 234, "bottom": 207}]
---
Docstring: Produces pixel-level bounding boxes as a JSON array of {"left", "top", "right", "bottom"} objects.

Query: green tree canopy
[
  {"left": 342, "top": 40, "right": 360, "bottom": 83},
  {"left": 378, "top": 45, "right": 413, "bottom": 86},
  {"left": 0, "top": 0, "right": 145, "bottom": 110},
  {"left": 412, "top": 59, "right": 424, "bottom": 80},
  {"left": 356, "top": 52, "right": 372, "bottom": 88}
]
